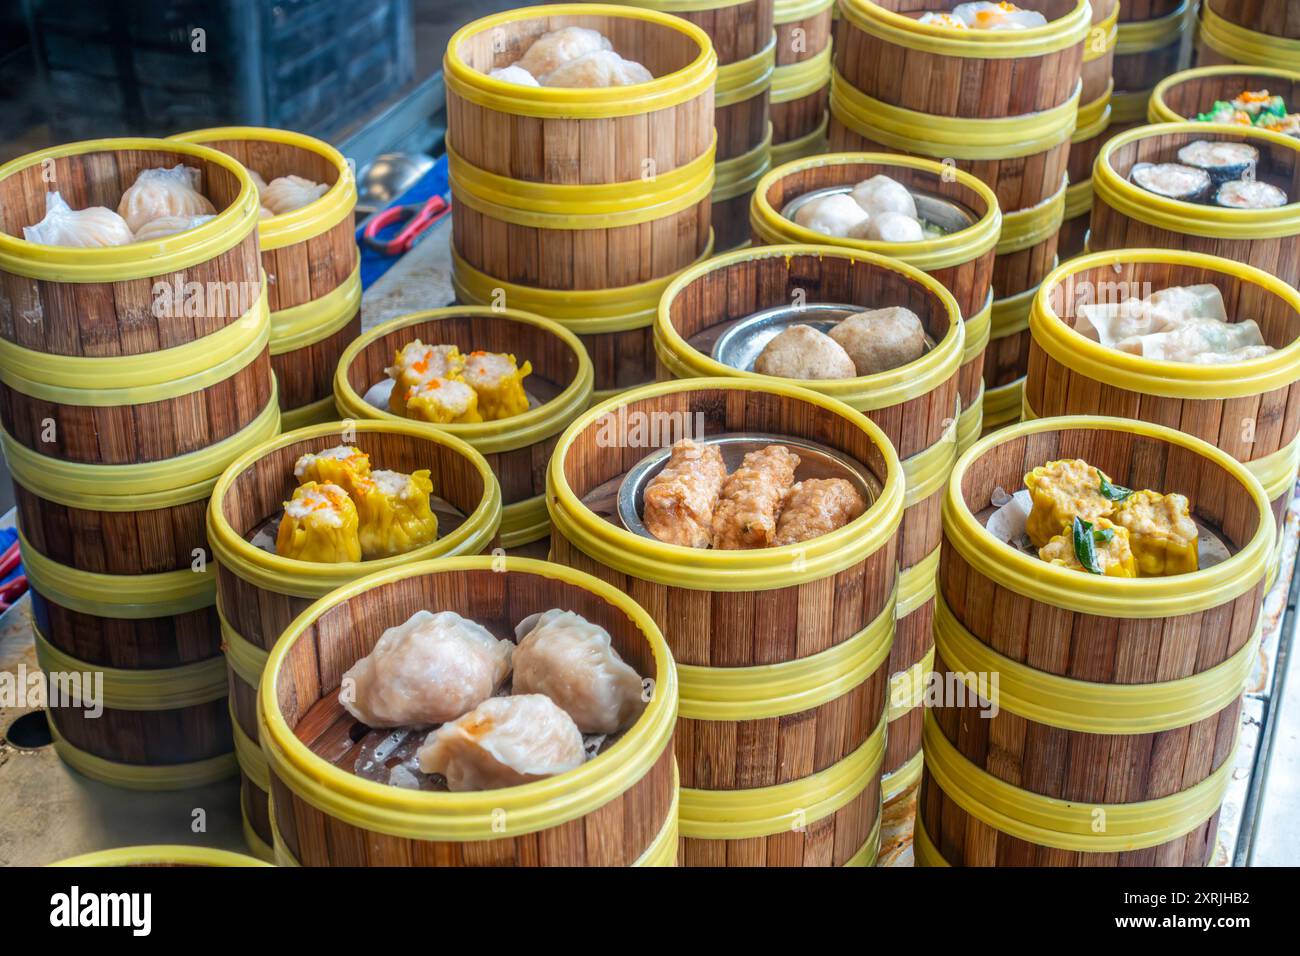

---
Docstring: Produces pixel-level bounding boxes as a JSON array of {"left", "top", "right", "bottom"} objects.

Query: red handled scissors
[{"left": 362, "top": 194, "right": 451, "bottom": 256}]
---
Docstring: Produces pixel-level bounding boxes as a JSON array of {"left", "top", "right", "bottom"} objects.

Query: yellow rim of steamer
[
  {"left": 1150, "top": 64, "right": 1300, "bottom": 123},
  {"left": 837, "top": 0, "right": 1091, "bottom": 59}
]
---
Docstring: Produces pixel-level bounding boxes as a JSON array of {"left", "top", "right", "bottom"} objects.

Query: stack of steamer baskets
[
  {"left": 1059, "top": 0, "right": 1119, "bottom": 258},
  {"left": 770, "top": 0, "right": 835, "bottom": 166},
  {"left": 444, "top": 4, "right": 718, "bottom": 403},
  {"left": 0, "top": 139, "right": 277, "bottom": 791},
  {"left": 547, "top": 376, "right": 905, "bottom": 866},
  {"left": 169, "top": 128, "right": 360, "bottom": 431},
  {"left": 205, "top": 421, "right": 503, "bottom": 860},
  {"left": 332, "top": 306, "right": 594, "bottom": 554},
  {"left": 615, "top": 0, "right": 776, "bottom": 252},
  {"left": 651, "top": 246, "right": 964, "bottom": 842},
  {"left": 1150, "top": 65, "right": 1300, "bottom": 128},
  {"left": 1195, "top": 0, "right": 1300, "bottom": 71},
  {"left": 827, "top": 0, "right": 1088, "bottom": 436},
  {"left": 916, "top": 416, "right": 1275, "bottom": 866},
  {"left": 1110, "top": 2, "right": 1194, "bottom": 133}
]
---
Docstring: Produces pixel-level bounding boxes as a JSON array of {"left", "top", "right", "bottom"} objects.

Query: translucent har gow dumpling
[
  {"left": 23, "top": 192, "right": 133, "bottom": 248},
  {"left": 262, "top": 174, "right": 329, "bottom": 215},
  {"left": 490, "top": 65, "right": 540, "bottom": 86},
  {"left": 245, "top": 167, "right": 268, "bottom": 197},
  {"left": 117, "top": 164, "right": 216, "bottom": 232},
  {"left": 340, "top": 610, "right": 513, "bottom": 728},
  {"left": 417, "top": 694, "right": 586, "bottom": 791},
  {"left": 541, "top": 50, "right": 653, "bottom": 88},
  {"left": 850, "top": 175, "right": 918, "bottom": 219},
  {"left": 513, "top": 609, "right": 645, "bottom": 734},
  {"left": 515, "top": 26, "right": 612, "bottom": 79},
  {"left": 131, "top": 213, "right": 214, "bottom": 242},
  {"left": 793, "top": 192, "right": 869, "bottom": 237}
]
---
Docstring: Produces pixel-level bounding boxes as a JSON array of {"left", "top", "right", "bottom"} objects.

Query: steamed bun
[
  {"left": 755, "top": 324, "right": 858, "bottom": 379},
  {"left": 829, "top": 307, "right": 928, "bottom": 375}
]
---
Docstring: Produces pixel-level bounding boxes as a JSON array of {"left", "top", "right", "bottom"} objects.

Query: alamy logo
[{"left": 49, "top": 887, "right": 151, "bottom": 936}]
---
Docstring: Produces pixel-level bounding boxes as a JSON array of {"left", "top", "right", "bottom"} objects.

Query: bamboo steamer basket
[
  {"left": 1090, "top": 122, "right": 1300, "bottom": 287},
  {"left": 1196, "top": 1, "right": 1300, "bottom": 69},
  {"left": 1150, "top": 64, "right": 1300, "bottom": 123},
  {"left": 207, "top": 420, "right": 502, "bottom": 842},
  {"left": 1058, "top": 82, "right": 1114, "bottom": 259},
  {"left": 712, "top": 123, "right": 774, "bottom": 251},
  {"left": 168, "top": 128, "right": 359, "bottom": 429},
  {"left": 748, "top": 153, "right": 1000, "bottom": 452},
  {"left": 921, "top": 415, "right": 1272, "bottom": 865},
  {"left": 1113, "top": 0, "right": 1194, "bottom": 103},
  {"left": 333, "top": 307, "right": 594, "bottom": 550},
  {"left": 546, "top": 377, "right": 902, "bottom": 865},
  {"left": 1023, "top": 248, "right": 1300, "bottom": 586},
  {"left": 1082, "top": 0, "right": 1119, "bottom": 104},
  {"left": 829, "top": 1, "right": 1087, "bottom": 212},
  {"left": 445, "top": 4, "right": 716, "bottom": 285},
  {"left": 772, "top": 0, "right": 834, "bottom": 151},
  {"left": 0, "top": 138, "right": 271, "bottom": 466},
  {"left": 50, "top": 846, "right": 271, "bottom": 867},
  {"left": 260, "top": 556, "right": 678, "bottom": 866}
]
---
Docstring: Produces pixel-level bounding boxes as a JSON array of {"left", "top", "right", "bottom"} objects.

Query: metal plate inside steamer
[
  {"left": 781, "top": 185, "right": 977, "bottom": 237},
  {"left": 616, "top": 432, "right": 883, "bottom": 541},
  {"left": 710, "top": 302, "right": 937, "bottom": 373}
]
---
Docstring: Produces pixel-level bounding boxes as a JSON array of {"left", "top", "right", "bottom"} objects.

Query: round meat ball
[
  {"left": 851, "top": 175, "right": 918, "bottom": 219},
  {"left": 829, "top": 307, "right": 928, "bottom": 375},
  {"left": 754, "top": 325, "right": 858, "bottom": 380},
  {"left": 793, "top": 193, "right": 869, "bottom": 237},
  {"left": 856, "top": 211, "right": 924, "bottom": 242}
]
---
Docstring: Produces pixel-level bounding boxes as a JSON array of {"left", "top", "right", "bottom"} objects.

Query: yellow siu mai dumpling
[
  {"left": 353, "top": 469, "right": 439, "bottom": 559},
  {"left": 1023, "top": 459, "right": 1116, "bottom": 549},
  {"left": 293, "top": 444, "right": 371, "bottom": 497},
  {"left": 404, "top": 377, "right": 482, "bottom": 424},
  {"left": 275, "top": 482, "right": 361, "bottom": 563},
  {"left": 463, "top": 350, "right": 532, "bottom": 421},
  {"left": 385, "top": 341, "right": 465, "bottom": 414}
]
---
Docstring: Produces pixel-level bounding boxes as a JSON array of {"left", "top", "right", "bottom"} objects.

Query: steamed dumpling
[
  {"left": 952, "top": 2, "right": 1049, "bottom": 30},
  {"left": 417, "top": 694, "right": 586, "bottom": 791},
  {"left": 23, "top": 192, "right": 133, "bottom": 247},
  {"left": 794, "top": 193, "right": 869, "bottom": 237},
  {"left": 340, "top": 610, "right": 513, "bottom": 728},
  {"left": 131, "top": 214, "right": 214, "bottom": 242},
  {"left": 856, "top": 210, "right": 925, "bottom": 242},
  {"left": 851, "top": 175, "right": 918, "bottom": 218},
  {"left": 246, "top": 167, "right": 268, "bottom": 197},
  {"left": 754, "top": 324, "right": 858, "bottom": 379},
  {"left": 830, "top": 307, "right": 928, "bottom": 374},
  {"left": 490, "top": 64, "right": 540, "bottom": 86},
  {"left": 275, "top": 482, "right": 361, "bottom": 563},
  {"left": 117, "top": 164, "right": 215, "bottom": 232},
  {"left": 353, "top": 469, "right": 439, "bottom": 559},
  {"left": 513, "top": 610, "right": 645, "bottom": 734},
  {"left": 541, "top": 50, "right": 653, "bottom": 88},
  {"left": 515, "top": 26, "right": 612, "bottom": 79},
  {"left": 262, "top": 174, "right": 329, "bottom": 215}
]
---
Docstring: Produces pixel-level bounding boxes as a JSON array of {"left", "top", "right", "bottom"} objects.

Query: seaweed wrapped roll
[{"left": 1130, "top": 162, "right": 1212, "bottom": 202}]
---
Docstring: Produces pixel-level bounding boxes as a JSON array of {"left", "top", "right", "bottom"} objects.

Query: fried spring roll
[
  {"left": 642, "top": 439, "right": 727, "bottom": 548},
  {"left": 711, "top": 445, "right": 801, "bottom": 550},
  {"left": 773, "top": 478, "right": 867, "bottom": 546}
]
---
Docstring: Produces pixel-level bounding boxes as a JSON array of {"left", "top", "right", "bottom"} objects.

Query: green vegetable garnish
[
  {"left": 1092, "top": 526, "right": 1114, "bottom": 545},
  {"left": 1097, "top": 470, "right": 1134, "bottom": 502},
  {"left": 1073, "top": 516, "right": 1105, "bottom": 575}
]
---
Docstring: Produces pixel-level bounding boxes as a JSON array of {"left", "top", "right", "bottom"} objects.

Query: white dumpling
[
  {"left": 754, "top": 324, "right": 858, "bottom": 379},
  {"left": 23, "top": 192, "right": 133, "bottom": 247},
  {"left": 489, "top": 64, "right": 540, "bottom": 86},
  {"left": 417, "top": 694, "right": 586, "bottom": 791},
  {"left": 1115, "top": 316, "right": 1270, "bottom": 362},
  {"left": 261, "top": 174, "right": 329, "bottom": 215},
  {"left": 245, "top": 167, "right": 268, "bottom": 197},
  {"left": 793, "top": 193, "right": 869, "bottom": 237},
  {"left": 1077, "top": 284, "right": 1229, "bottom": 348},
  {"left": 513, "top": 609, "right": 645, "bottom": 734},
  {"left": 117, "top": 164, "right": 216, "bottom": 232},
  {"left": 953, "top": 2, "right": 1049, "bottom": 30},
  {"left": 855, "top": 210, "right": 925, "bottom": 242},
  {"left": 131, "top": 213, "right": 214, "bottom": 242},
  {"left": 339, "top": 610, "right": 513, "bottom": 728},
  {"left": 541, "top": 50, "right": 653, "bottom": 88},
  {"left": 515, "top": 26, "right": 612, "bottom": 79},
  {"left": 830, "top": 306, "right": 928, "bottom": 374},
  {"left": 851, "top": 175, "right": 918, "bottom": 218}
]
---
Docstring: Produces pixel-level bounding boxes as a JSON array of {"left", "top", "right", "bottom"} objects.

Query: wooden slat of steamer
[{"left": 47, "top": 697, "right": 232, "bottom": 765}]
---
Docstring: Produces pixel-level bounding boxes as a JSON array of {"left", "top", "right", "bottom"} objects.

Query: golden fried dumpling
[
  {"left": 463, "top": 350, "right": 532, "bottom": 421},
  {"left": 117, "top": 164, "right": 215, "bottom": 232},
  {"left": 385, "top": 341, "right": 465, "bottom": 414},
  {"left": 1024, "top": 459, "right": 1117, "bottom": 549},
  {"left": 1111, "top": 490, "right": 1199, "bottom": 576},
  {"left": 416, "top": 694, "right": 587, "bottom": 792},
  {"left": 1039, "top": 517, "right": 1138, "bottom": 577},
  {"left": 404, "top": 377, "right": 483, "bottom": 424},
  {"left": 293, "top": 444, "right": 372, "bottom": 497},
  {"left": 340, "top": 610, "right": 513, "bottom": 728},
  {"left": 275, "top": 482, "right": 361, "bottom": 563},
  {"left": 513, "top": 610, "right": 645, "bottom": 735},
  {"left": 353, "top": 469, "right": 439, "bottom": 559}
]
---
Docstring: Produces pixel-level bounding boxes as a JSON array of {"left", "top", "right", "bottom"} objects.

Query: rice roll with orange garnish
[
  {"left": 275, "top": 482, "right": 361, "bottom": 563},
  {"left": 463, "top": 350, "right": 532, "bottom": 421},
  {"left": 353, "top": 469, "right": 440, "bottom": 559}
]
